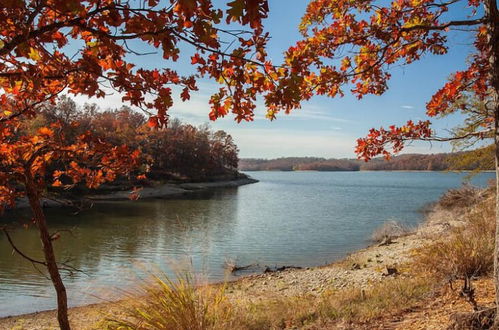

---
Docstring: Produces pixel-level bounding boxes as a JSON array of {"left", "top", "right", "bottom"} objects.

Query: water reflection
[
  {"left": 0, "top": 189, "right": 241, "bottom": 315},
  {"left": 0, "top": 171, "right": 495, "bottom": 316}
]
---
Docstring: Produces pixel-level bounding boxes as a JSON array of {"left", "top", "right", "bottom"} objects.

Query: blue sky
[{"left": 73, "top": 0, "right": 480, "bottom": 159}]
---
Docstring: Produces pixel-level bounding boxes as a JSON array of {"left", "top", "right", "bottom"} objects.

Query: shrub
[
  {"left": 371, "top": 220, "right": 412, "bottom": 243},
  {"left": 414, "top": 197, "right": 495, "bottom": 281},
  {"left": 437, "top": 184, "right": 484, "bottom": 210},
  {"left": 105, "top": 273, "right": 234, "bottom": 330}
]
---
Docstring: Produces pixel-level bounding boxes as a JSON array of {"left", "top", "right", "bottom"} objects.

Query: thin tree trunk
[
  {"left": 488, "top": 0, "right": 499, "bottom": 326},
  {"left": 25, "top": 171, "right": 71, "bottom": 330}
]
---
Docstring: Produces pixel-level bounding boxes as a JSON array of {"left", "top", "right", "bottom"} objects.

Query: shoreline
[
  {"left": 87, "top": 176, "right": 259, "bottom": 201},
  {"left": 0, "top": 201, "right": 456, "bottom": 329},
  {"left": 11, "top": 176, "right": 259, "bottom": 209},
  {"left": 242, "top": 169, "right": 495, "bottom": 173}
]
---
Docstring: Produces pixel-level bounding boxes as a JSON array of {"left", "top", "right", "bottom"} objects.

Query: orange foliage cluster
[
  {"left": 0, "top": 107, "right": 141, "bottom": 212},
  {"left": 0, "top": 96, "right": 240, "bottom": 210},
  {"left": 38, "top": 97, "right": 238, "bottom": 182},
  {"left": 0, "top": 0, "right": 265, "bottom": 213},
  {"left": 292, "top": 0, "right": 491, "bottom": 160},
  {"left": 0, "top": 0, "right": 270, "bottom": 125}
]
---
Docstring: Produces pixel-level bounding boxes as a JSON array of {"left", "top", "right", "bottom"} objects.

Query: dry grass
[
  {"left": 371, "top": 220, "right": 412, "bottom": 243},
  {"left": 413, "top": 196, "right": 495, "bottom": 281},
  {"left": 103, "top": 271, "right": 435, "bottom": 330},
  {"left": 437, "top": 184, "right": 486, "bottom": 210},
  {"left": 104, "top": 273, "right": 235, "bottom": 330},
  {"left": 232, "top": 276, "right": 434, "bottom": 329}
]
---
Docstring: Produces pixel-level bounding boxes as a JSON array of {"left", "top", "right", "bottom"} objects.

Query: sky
[{"left": 73, "top": 0, "right": 481, "bottom": 159}]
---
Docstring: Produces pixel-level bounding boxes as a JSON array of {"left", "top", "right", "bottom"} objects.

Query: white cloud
[
  {"left": 223, "top": 128, "right": 357, "bottom": 158},
  {"left": 401, "top": 105, "right": 415, "bottom": 109}
]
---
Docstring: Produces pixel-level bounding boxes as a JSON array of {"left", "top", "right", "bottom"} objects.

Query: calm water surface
[{"left": 0, "top": 171, "right": 494, "bottom": 316}]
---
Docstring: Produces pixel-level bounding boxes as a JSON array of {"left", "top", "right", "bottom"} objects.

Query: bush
[
  {"left": 414, "top": 197, "right": 495, "bottom": 281},
  {"left": 437, "top": 184, "right": 484, "bottom": 210},
  {"left": 371, "top": 220, "right": 412, "bottom": 243},
  {"left": 105, "top": 273, "right": 234, "bottom": 330}
]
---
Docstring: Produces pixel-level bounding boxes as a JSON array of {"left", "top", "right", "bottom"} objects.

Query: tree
[
  {"left": 0, "top": 1, "right": 270, "bottom": 329},
  {"left": 3, "top": 0, "right": 499, "bottom": 327},
  {"left": 265, "top": 0, "right": 499, "bottom": 322}
]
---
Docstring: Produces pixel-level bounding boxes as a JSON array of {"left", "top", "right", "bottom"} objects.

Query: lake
[{"left": 0, "top": 171, "right": 494, "bottom": 316}]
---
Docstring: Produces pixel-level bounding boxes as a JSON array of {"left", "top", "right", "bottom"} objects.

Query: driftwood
[
  {"left": 224, "top": 259, "right": 258, "bottom": 273},
  {"left": 230, "top": 264, "right": 256, "bottom": 273},
  {"left": 225, "top": 260, "right": 303, "bottom": 274},
  {"left": 263, "top": 265, "right": 303, "bottom": 273},
  {"left": 447, "top": 307, "right": 495, "bottom": 330}
]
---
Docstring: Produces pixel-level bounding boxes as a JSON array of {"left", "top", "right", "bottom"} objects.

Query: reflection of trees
[{"left": 0, "top": 189, "right": 240, "bottom": 290}]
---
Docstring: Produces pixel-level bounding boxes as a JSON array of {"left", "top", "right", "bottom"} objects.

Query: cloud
[
  {"left": 401, "top": 105, "right": 415, "bottom": 109},
  {"left": 223, "top": 128, "right": 357, "bottom": 158}
]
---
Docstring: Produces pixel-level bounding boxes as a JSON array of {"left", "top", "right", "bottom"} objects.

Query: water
[{"left": 0, "top": 171, "right": 494, "bottom": 316}]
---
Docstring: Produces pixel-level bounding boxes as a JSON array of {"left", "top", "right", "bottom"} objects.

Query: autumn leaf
[
  {"left": 38, "top": 127, "right": 54, "bottom": 137},
  {"left": 147, "top": 116, "right": 159, "bottom": 128},
  {"left": 28, "top": 48, "right": 41, "bottom": 61}
]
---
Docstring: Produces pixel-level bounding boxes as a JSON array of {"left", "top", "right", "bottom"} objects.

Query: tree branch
[
  {"left": 401, "top": 18, "right": 486, "bottom": 33},
  {"left": 1, "top": 227, "right": 47, "bottom": 266}
]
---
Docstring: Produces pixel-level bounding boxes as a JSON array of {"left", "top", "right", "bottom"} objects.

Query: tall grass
[
  {"left": 105, "top": 273, "right": 234, "bottom": 330},
  {"left": 104, "top": 271, "right": 434, "bottom": 330},
  {"left": 414, "top": 197, "right": 495, "bottom": 281}
]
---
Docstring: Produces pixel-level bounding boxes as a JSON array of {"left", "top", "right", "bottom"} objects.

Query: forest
[
  {"left": 239, "top": 148, "right": 494, "bottom": 172},
  {"left": 25, "top": 97, "right": 240, "bottom": 192}
]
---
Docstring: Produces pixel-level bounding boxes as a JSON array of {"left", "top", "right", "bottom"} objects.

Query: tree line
[
  {"left": 239, "top": 148, "right": 494, "bottom": 172},
  {"left": 30, "top": 97, "right": 240, "bottom": 190}
]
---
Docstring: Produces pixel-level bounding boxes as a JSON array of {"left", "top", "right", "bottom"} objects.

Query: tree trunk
[
  {"left": 25, "top": 172, "right": 71, "bottom": 330},
  {"left": 488, "top": 0, "right": 499, "bottom": 326}
]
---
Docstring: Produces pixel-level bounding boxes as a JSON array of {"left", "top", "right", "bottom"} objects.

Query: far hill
[{"left": 239, "top": 148, "right": 494, "bottom": 172}]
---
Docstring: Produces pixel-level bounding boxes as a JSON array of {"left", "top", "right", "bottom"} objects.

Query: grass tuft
[{"left": 104, "top": 272, "right": 234, "bottom": 330}]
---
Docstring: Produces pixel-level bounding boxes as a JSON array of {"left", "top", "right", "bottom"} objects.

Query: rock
[
  {"left": 383, "top": 266, "right": 398, "bottom": 276},
  {"left": 351, "top": 263, "right": 361, "bottom": 270},
  {"left": 378, "top": 237, "right": 393, "bottom": 246}
]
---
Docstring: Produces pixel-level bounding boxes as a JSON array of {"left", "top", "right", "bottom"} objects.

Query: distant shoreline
[{"left": 241, "top": 169, "right": 495, "bottom": 173}]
